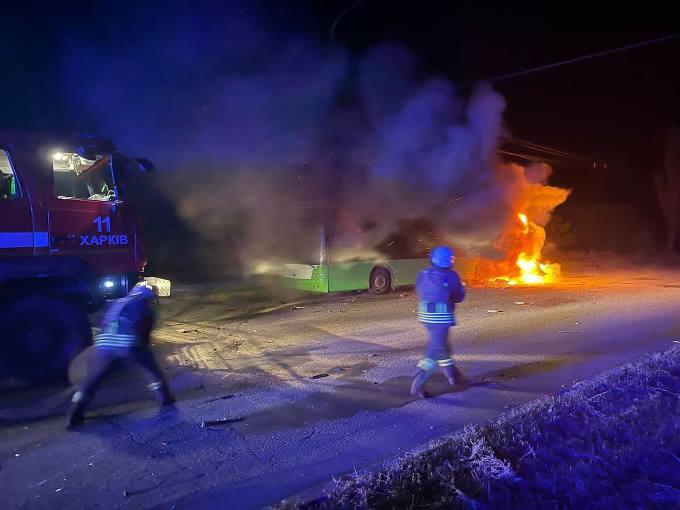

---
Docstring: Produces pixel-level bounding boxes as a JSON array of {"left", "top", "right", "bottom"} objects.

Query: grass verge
[{"left": 282, "top": 346, "right": 680, "bottom": 509}]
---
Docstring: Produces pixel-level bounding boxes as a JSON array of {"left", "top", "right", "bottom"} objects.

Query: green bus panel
[
  {"left": 278, "top": 264, "right": 329, "bottom": 293},
  {"left": 328, "top": 261, "right": 376, "bottom": 292},
  {"left": 388, "top": 259, "right": 430, "bottom": 287},
  {"left": 278, "top": 257, "right": 478, "bottom": 294}
]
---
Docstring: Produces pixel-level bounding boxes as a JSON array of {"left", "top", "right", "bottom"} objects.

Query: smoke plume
[{"left": 62, "top": 3, "right": 566, "bottom": 279}]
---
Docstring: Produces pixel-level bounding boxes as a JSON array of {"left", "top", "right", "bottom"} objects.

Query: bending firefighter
[
  {"left": 67, "top": 282, "right": 175, "bottom": 429},
  {"left": 411, "top": 246, "right": 466, "bottom": 398}
]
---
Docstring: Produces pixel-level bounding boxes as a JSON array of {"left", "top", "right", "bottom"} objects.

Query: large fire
[
  {"left": 483, "top": 163, "right": 570, "bottom": 286},
  {"left": 496, "top": 212, "right": 560, "bottom": 285},
  {"left": 487, "top": 211, "right": 563, "bottom": 286}
]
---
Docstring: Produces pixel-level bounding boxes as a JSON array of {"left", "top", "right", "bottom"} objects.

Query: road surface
[{"left": 1, "top": 266, "right": 680, "bottom": 509}]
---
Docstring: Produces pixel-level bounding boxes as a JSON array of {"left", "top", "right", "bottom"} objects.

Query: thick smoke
[{"left": 62, "top": 4, "right": 559, "bottom": 279}]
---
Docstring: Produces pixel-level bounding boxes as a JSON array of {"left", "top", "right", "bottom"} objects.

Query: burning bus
[
  {"left": 276, "top": 207, "right": 477, "bottom": 293},
  {"left": 275, "top": 161, "right": 570, "bottom": 294}
]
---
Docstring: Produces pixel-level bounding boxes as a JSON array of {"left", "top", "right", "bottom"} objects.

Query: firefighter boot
[
  {"left": 149, "top": 382, "right": 176, "bottom": 406},
  {"left": 66, "top": 392, "right": 87, "bottom": 430},
  {"left": 158, "top": 389, "right": 176, "bottom": 407},
  {"left": 442, "top": 365, "right": 470, "bottom": 386},
  {"left": 442, "top": 365, "right": 457, "bottom": 386},
  {"left": 410, "top": 370, "right": 431, "bottom": 399},
  {"left": 411, "top": 358, "right": 438, "bottom": 398}
]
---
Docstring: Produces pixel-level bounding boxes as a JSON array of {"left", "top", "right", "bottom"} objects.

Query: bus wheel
[
  {"left": 370, "top": 267, "right": 391, "bottom": 295},
  {"left": 0, "top": 298, "right": 92, "bottom": 384}
]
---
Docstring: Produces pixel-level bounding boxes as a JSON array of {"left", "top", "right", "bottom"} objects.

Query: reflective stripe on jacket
[
  {"left": 417, "top": 301, "right": 455, "bottom": 324},
  {"left": 94, "top": 331, "right": 137, "bottom": 349},
  {"left": 94, "top": 291, "right": 155, "bottom": 349}
]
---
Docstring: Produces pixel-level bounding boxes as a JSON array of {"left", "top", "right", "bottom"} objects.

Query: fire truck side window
[
  {"left": 0, "top": 149, "right": 20, "bottom": 200},
  {"left": 53, "top": 153, "right": 116, "bottom": 201}
]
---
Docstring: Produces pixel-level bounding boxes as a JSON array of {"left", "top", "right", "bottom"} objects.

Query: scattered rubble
[{"left": 201, "top": 418, "right": 244, "bottom": 428}]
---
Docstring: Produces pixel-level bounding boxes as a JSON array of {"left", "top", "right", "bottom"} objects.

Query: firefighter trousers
[
  {"left": 75, "top": 346, "right": 171, "bottom": 405},
  {"left": 412, "top": 323, "right": 458, "bottom": 397},
  {"left": 415, "top": 322, "right": 455, "bottom": 374}
]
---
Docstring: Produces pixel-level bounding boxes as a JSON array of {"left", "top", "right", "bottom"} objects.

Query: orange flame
[{"left": 489, "top": 212, "right": 560, "bottom": 286}]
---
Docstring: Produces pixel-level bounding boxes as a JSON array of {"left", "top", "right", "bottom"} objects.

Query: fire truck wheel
[
  {"left": 0, "top": 297, "right": 92, "bottom": 383},
  {"left": 369, "top": 267, "right": 392, "bottom": 295}
]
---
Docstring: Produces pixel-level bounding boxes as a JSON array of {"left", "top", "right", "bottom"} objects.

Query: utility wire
[
  {"left": 497, "top": 149, "right": 568, "bottom": 166},
  {"left": 330, "top": 0, "right": 366, "bottom": 42},
  {"left": 501, "top": 137, "right": 590, "bottom": 161},
  {"left": 490, "top": 32, "right": 680, "bottom": 82}
]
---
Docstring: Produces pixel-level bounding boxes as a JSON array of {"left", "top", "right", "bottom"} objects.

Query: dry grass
[{"left": 281, "top": 346, "right": 680, "bottom": 509}]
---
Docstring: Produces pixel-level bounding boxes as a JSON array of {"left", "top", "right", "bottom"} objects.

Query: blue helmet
[{"left": 430, "top": 246, "right": 454, "bottom": 269}]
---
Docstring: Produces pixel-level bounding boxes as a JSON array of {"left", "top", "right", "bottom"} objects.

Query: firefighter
[
  {"left": 411, "top": 245, "right": 466, "bottom": 398},
  {"left": 67, "top": 282, "right": 175, "bottom": 429}
]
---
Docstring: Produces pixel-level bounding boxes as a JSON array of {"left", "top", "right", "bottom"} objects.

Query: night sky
[
  {"left": 311, "top": 3, "right": 680, "bottom": 209},
  {"left": 2, "top": 2, "right": 679, "bottom": 249}
]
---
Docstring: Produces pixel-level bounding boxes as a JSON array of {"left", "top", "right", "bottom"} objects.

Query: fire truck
[{"left": 0, "top": 132, "right": 153, "bottom": 383}]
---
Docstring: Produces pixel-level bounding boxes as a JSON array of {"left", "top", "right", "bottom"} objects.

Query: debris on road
[
  {"left": 486, "top": 309, "right": 503, "bottom": 313},
  {"left": 311, "top": 373, "right": 330, "bottom": 379},
  {"left": 514, "top": 301, "right": 526, "bottom": 305},
  {"left": 177, "top": 328, "right": 200, "bottom": 334},
  {"left": 300, "top": 429, "right": 316, "bottom": 440},
  {"left": 204, "top": 394, "right": 236, "bottom": 403},
  {"left": 201, "top": 418, "right": 245, "bottom": 428},
  {"left": 291, "top": 305, "right": 306, "bottom": 311}
]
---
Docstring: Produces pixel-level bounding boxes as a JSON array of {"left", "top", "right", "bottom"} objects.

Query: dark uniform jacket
[
  {"left": 94, "top": 288, "right": 155, "bottom": 349},
  {"left": 416, "top": 266, "right": 466, "bottom": 326}
]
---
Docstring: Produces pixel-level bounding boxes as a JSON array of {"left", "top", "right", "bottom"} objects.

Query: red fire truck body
[{"left": 0, "top": 132, "right": 152, "bottom": 382}]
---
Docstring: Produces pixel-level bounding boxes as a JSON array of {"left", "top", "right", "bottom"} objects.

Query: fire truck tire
[
  {"left": 0, "top": 297, "right": 92, "bottom": 383},
  {"left": 369, "top": 267, "right": 391, "bottom": 295}
]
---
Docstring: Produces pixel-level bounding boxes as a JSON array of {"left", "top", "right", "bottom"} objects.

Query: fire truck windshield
[
  {"left": 0, "top": 149, "right": 19, "bottom": 200},
  {"left": 53, "top": 152, "right": 117, "bottom": 201}
]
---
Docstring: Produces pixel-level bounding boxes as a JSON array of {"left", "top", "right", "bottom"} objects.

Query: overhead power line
[
  {"left": 501, "top": 137, "right": 592, "bottom": 161},
  {"left": 502, "top": 137, "right": 590, "bottom": 161},
  {"left": 490, "top": 32, "right": 680, "bottom": 82},
  {"left": 497, "top": 149, "right": 567, "bottom": 165},
  {"left": 330, "top": 0, "right": 366, "bottom": 41}
]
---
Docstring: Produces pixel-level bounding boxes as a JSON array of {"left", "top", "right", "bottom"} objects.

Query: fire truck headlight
[{"left": 98, "top": 275, "right": 129, "bottom": 298}]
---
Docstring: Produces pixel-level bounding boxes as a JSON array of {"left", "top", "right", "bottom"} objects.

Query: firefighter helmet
[{"left": 430, "top": 246, "right": 454, "bottom": 269}]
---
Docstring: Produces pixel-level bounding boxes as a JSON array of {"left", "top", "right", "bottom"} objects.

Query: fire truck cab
[{"left": 0, "top": 132, "right": 152, "bottom": 382}]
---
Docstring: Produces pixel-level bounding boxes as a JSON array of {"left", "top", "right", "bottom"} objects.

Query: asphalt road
[{"left": 1, "top": 266, "right": 680, "bottom": 509}]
